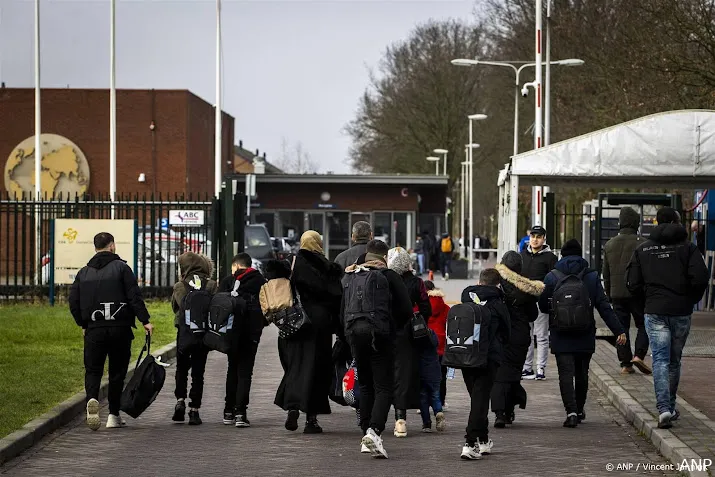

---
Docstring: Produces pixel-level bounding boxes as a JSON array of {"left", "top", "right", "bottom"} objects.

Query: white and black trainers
[
  {"left": 479, "top": 439, "right": 493, "bottom": 455},
  {"left": 521, "top": 370, "right": 536, "bottom": 380},
  {"left": 360, "top": 443, "right": 371, "bottom": 454},
  {"left": 658, "top": 411, "right": 673, "bottom": 429},
  {"left": 235, "top": 414, "right": 251, "bottom": 428},
  {"left": 460, "top": 443, "right": 482, "bottom": 460},
  {"left": 86, "top": 398, "right": 101, "bottom": 431},
  {"left": 362, "top": 428, "right": 388, "bottom": 459}
]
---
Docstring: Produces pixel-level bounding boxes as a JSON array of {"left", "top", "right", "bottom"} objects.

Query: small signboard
[
  {"left": 53, "top": 219, "right": 136, "bottom": 285},
  {"left": 317, "top": 203, "right": 337, "bottom": 209},
  {"left": 169, "top": 210, "right": 205, "bottom": 227}
]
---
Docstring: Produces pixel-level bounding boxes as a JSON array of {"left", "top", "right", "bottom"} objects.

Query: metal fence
[{"left": 0, "top": 192, "right": 216, "bottom": 302}]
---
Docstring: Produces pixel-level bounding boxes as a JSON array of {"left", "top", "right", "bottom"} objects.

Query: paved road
[{"left": 2, "top": 323, "right": 679, "bottom": 476}]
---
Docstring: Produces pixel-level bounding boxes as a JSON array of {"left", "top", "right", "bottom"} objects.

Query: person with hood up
[
  {"left": 424, "top": 280, "right": 449, "bottom": 407},
  {"left": 70, "top": 232, "right": 153, "bottom": 431},
  {"left": 490, "top": 251, "right": 545, "bottom": 428},
  {"left": 170, "top": 250, "right": 217, "bottom": 426},
  {"left": 627, "top": 207, "right": 709, "bottom": 429},
  {"left": 219, "top": 252, "right": 268, "bottom": 428},
  {"left": 603, "top": 206, "right": 650, "bottom": 375},
  {"left": 387, "top": 246, "right": 432, "bottom": 438},
  {"left": 539, "top": 239, "right": 627, "bottom": 428},
  {"left": 521, "top": 225, "right": 558, "bottom": 381},
  {"left": 272, "top": 231, "right": 343, "bottom": 434},
  {"left": 335, "top": 221, "right": 373, "bottom": 270}
]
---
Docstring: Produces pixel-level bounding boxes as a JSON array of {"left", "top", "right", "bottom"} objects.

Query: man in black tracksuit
[
  {"left": 520, "top": 225, "right": 558, "bottom": 380},
  {"left": 219, "top": 253, "right": 268, "bottom": 428},
  {"left": 69, "top": 232, "right": 153, "bottom": 431}
]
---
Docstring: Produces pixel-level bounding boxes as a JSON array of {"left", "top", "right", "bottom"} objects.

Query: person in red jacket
[{"left": 424, "top": 280, "right": 450, "bottom": 408}]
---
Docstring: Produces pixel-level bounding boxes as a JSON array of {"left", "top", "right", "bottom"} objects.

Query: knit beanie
[
  {"left": 561, "top": 239, "right": 582, "bottom": 257},
  {"left": 387, "top": 247, "right": 412, "bottom": 275}
]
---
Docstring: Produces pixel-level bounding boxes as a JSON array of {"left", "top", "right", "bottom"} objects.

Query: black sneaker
[
  {"left": 223, "top": 411, "right": 236, "bottom": 425},
  {"left": 421, "top": 423, "right": 433, "bottom": 433},
  {"left": 235, "top": 414, "right": 251, "bottom": 428},
  {"left": 563, "top": 414, "right": 578, "bottom": 428},
  {"left": 188, "top": 410, "right": 202, "bottom": 426},
  {"left": 577, "top": 411, "right": 586, "bottom": 423},
  {"left": 507, "top": 412, "right": 515, "bottom": 424},
  {"left": 172, "top": 400, "right": 186, "bottom": 422},
  {"left": 494, "top": 413, "right": 507, "bottom": 429},
  {"left": 304, "top": 416, "right": 323, "bottom": 434},
  {"left": 521, "top": 370, "right": 535, "bottom": 380},
  {"left": 285, "top": 410, "right": 300, "bottom": 431}
]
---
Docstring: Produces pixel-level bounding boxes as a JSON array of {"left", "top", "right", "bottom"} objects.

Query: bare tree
[{"left": 274, "top": 138, "right": 319, "bottom": 174}]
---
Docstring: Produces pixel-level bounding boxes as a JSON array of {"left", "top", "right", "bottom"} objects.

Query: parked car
[
  {"left": 246, "top": 224, "right": 275, "bottom": 268},
  {"left": 271, "top": 237, "right": 293, "bottom": 260}
]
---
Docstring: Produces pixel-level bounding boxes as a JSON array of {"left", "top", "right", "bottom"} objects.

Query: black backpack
[
  {"left": 120, "top": 335, "right": 166, "bottom": 418},
  {"left": 204, "top": 279, "right": 246, "bottom": 354},
  {"left": 549, "top": 269, "right": 593, "bottom": 333},
  {"left": 411, "top": 312, "right": 429, "bottom": 340},
  {"left": 442, "top": 302, "right": 492, "bottom": 369},
  {"left": 178, "top": 274, "right": 212, "bottom": 353},
  {"left": 342, "top": 268, "right": 391, "bottom": 338}
]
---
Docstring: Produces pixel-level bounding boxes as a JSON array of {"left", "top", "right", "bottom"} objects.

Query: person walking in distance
[
  {"left": 341, "top": 239, "right": 414, "bottom": 458},
  {"left": 521, "top": 226, "right": 557, "bottom": 381},
  {"left": 539, "top": 239, "right": 627, "bottom": 428},
  {"left": 69, "top": 232, "right": 153, "bottom": 431},
  {"left": 603, "top": 207, "right": 651, "bottom": 375},
  {"left": 414, "top": 236, "right": 426, "bottom": 276},
  {"left": 335, "top": 221, "right": 373, "bottom": 270},
  {"left": 439, "top": 233, "right": 455, "bottom": 280},
  {"left": 627, "top": 207, "right": 709, "bottom": 429}
]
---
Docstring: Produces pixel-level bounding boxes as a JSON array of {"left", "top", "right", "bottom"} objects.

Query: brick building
[{"left": 0, "top": 88, "right": 234, "bottom": 197}]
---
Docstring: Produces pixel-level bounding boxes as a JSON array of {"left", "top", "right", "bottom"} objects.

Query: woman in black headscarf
[{"left": 490, "top": 251, "right": 545, "bottom": 428}]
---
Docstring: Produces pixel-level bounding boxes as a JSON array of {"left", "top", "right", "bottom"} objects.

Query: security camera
[{"left": 521, "top": 87, "right": 529, "bottom": 97}]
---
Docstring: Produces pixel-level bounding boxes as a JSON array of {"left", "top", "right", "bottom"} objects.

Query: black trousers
[
  {"left": 439, "top": 356, "right": 447, "bottom": 405},
  {"left": 349, "top": 333, "right": 395, "bottom": 435},
  {"left": 225, "top": 335, "right": 260, "bottom": 414},
  {"left": 612, "top": 298, "right": 649, "bottom": 367},
  {"left": 174, "top": 331, "right": 210, "bottom": 409},
  {"left": 462, "top": 363, "right": 499, "bottom": 445},
  {"left": 555, "top": 352, "right": 592, "bottom": 415},
  {"left": 84, "top": 326, "right": 133, "bottom": 416}
]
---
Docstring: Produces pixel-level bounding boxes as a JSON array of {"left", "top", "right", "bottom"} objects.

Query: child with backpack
[
  {"left": 171, "top": 252, "right": 217, "bottom": 426},
  {"left": 424, "top": 280, "right": 449, "bottom": 408},
  {"left": 219, "top": 253, "right": 267, "bottom": 428},
  {"left": 341, "top": 240, "right": 414, "bottom": 459},
  {"left": 439, "top": 233, "right": 454, "bottom": 280},
  {"left": 418, "top": 328, "right": 446, "bottom": 433},
  {"left": 538, "top": 239, "right": 627, "bottom": 428},
  {"left": 448, "top": 268, "right": 511, "bottom": 460}
]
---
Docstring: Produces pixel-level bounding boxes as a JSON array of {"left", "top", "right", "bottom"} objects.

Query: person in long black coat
[
  {"left": 269, "top": 231, "right": 343, "bottom": 434},
  {"left": 387, "top": 247, "right": 431, "bottom": 438},
  {"left": 490, "top": 251, "right": 545, "bottom": 428}
]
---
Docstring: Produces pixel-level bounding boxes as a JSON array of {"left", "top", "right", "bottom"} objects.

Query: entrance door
[{"left": 327, "top": 211, "right": 350, "bottom": 260}]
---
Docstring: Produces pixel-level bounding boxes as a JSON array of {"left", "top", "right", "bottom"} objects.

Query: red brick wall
[{"left": 0, "top": 88, "right": 234, "bottom": 198}]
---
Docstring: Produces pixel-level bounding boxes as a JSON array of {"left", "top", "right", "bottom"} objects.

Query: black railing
[{"left": 0, "top": 192, "right": 216, "bottom": 302}]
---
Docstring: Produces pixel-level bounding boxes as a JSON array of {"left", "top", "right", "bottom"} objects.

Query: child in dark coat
[{"left": 418, "top": 328, "right": 446, "bottom": 433}]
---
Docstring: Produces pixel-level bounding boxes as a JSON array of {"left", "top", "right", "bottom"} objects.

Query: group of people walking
[{"left": 68, "top": 205, "right": 708, "bottom": 461}]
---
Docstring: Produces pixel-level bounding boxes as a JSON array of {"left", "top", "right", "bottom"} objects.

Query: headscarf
[
  {"left": 300, "top": 230, "right": 324, "bottom": 254},
  {"left": 387, "top": 247, "right": 412, "bottom": 275}
]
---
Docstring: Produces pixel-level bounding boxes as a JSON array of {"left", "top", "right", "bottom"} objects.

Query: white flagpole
[
  {"left": 34, "top": 0, "right": 42, "bottom": 285},
  {"left": 214, "top": 0, "right": 222, "bottom": 199},
  {"left": 110, "top": 0, "right": 117, "bottom": 218}
]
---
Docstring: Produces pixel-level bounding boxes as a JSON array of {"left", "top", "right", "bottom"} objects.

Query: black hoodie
[
  {"left": 219, "top": 267, "right": 268, "bottom": 341},
  {"left": 69, "top": 251, "right": 150, "bottom": 329},
  {"left": 627, "top": 223, "right": 709, "bottom": 316},
  {"left": 460, "top": 285, "right": 511, "bottom": 365}
]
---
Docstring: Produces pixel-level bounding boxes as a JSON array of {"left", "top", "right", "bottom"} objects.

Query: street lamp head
[
  {"left": 451, "top": 59, "right": 479, "bottom": 67},
  {"left": 468, "top": 114, "right": 488, "bottom": 121},
  {"left": 465, "top": 143, "right": 480, "bottom": 149},
  {"left": 426, "top": 156, "right": 440, "bottom": 162},
  {"left": 557, "top": 58, "right": 585, "bottom": 66},
  {"left": 461, "top": 161, "right": 470, "bottom": 165},
  {"left": 434, "top": 148, "right": 448, "bottom": 154}
]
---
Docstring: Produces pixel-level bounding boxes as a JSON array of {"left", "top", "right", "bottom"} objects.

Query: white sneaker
[
  {"left": 106, "top": 413, "right": 127, "bottom": 429},
  {"left": 442, "top": 402, "right": 449, "bottom": 411},
  {"left": 394, "top": 419, "right": 407, "bottom": 438},
  {"left": 479, "top": 439, "right": 493, "bottom": 455},
  {"left": 461, "top": 443, "right": 482, "bottom": 460},
  {"left": 445, "top": 273, "right": 450, "bottom": 281},
  {"left": 360, "top": 443, "right": 371, "bottom": 454},
  {"left": 435, "top": 412, "right": 446, "bottom": 432},
  {"left": 361, "top": 428, "right": 388, "bottom": 459},
  {"left": 86, "top": 398, "right": 101, "bottom": 431}
]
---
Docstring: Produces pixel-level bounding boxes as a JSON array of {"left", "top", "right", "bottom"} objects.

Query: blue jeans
[
  {"left": 417, "top": 253, "right": 425, "bottom": 275},
  {"left": 644, "top": 314, "right": 691, "bottom": 415},
  {"left": 420, "top": 381, "right": 443, "bottom": 426}
]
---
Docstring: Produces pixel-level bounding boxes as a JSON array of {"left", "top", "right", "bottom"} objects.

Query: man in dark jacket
[
  {"left": 69, "top": 232, "right": 153, "bottom": 431},
  {"left": 459, "top": 268, "right": 511, "bottom": 460},
  {"left": 540, "top": 239, "right": 626, "bottom": 428},
  {"left": 219, "top": 253, "right": 267, "bottom": 428},
  {"left": 521, "top": 225, "right": 558, "bottom": 380},
  {"left": 603, "top": 207, "right": 650, "bottom": 375},
  {"left": 335, "top": 221, "right": 373, "bottom": 270},
  {"left": 627, "top": 207, "right": 709, "bottom": 429},
  {"left": 341, "top": 239, "right": 413, "bottom": 459}
]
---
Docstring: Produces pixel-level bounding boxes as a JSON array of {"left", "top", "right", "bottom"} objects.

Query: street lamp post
[
  {"left": 434, "top": 149, "right": 448, "bottom": 176},
  {"left": 426, "top": 156, "right": 440, "bottom": 176},
  {"left": 460, "top": 157, "right": 469, "bottom": 257},
  {"left": 467, "top": 113, "right": 486, "bottom": 276}
]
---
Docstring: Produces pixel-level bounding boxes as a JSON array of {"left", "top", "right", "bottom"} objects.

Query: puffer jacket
[
  {"left": 603, "top": 207, "right": 645, "bottom": 299},
  {"left": 171, "top": 252, "right": 218, "bottom": 327},
  {"left": 426, "top": 289, "right": 449, "bottom": 356}
]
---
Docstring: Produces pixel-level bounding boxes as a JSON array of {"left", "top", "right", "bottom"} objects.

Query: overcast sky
[{"left": 1, "top": 0, "right": 474, "bottom": 173}]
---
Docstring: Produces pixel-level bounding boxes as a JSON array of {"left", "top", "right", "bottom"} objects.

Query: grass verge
[{"left": 0, "top": 302, "right": 175, "bottom": 439}]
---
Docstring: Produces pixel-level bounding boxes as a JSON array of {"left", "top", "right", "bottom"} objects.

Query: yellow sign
[
  {"left": 4, "top": 134, "right": 90, "bottom": 198},
  {"left": 53, "top": 219, "right": 136, "bottom": 285}
]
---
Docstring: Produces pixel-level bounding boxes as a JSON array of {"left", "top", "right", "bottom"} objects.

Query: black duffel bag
[{"left": 120, "top": 334, "right": 166, "bottom": 418}]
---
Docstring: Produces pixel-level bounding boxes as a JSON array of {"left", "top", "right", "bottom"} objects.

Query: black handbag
[
  {"left": 274, "top": 255, "right": 310, "bottom": 339},
  {"left": 120, "top": 335, "right": 166, "bottom": 418},
  {"left": 411, "top": 311, "right": 429, "bottom": 340}
]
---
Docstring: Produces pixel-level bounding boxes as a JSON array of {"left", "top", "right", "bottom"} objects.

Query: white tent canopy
[{"left": 497, "top": 110, "right": 715, "bottom": 256}]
